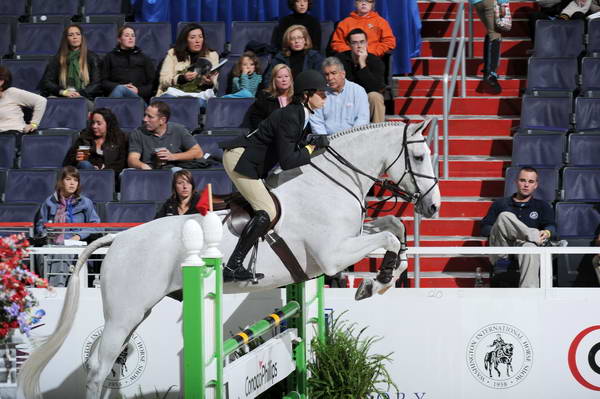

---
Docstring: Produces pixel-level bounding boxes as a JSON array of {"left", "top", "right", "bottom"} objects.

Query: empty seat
[
  {"left": 503, "top": 166, "right": 559, "bottom": 202},
  {"left": 83, "top": 0, "right": 124, "bottom": 16},
  {"left": 0, "top": 0, "right": 27, "bottom": 16},
  {"left": 0, "top": 22, "right": 11, "bottom": 57},
  {"left": 94, "top": 97, "right": 145, "bottom": 131},
  {"left": 556, "top": 237, "right": 600, "bottom": 287},
  {"left": 581, "top": 57, "right": 600, "bottom": 96},
  {"left": 0, "top": 203, "right": 39, "bottom": 222},
  {"left": 189, "top": 169, "right": 233, "bottom": 196},
  {"left": 519, "top": 95, "right": 572, "bottom": 134},
  {"left": 320, "top": 21, "right": 334, "bottom": 53},
  {"left": 562, "top": 167, "right": 600, "bottom": 201},
  {"left": 217, "top": 56, "right": 238, "bottom": 96},
  {"left": 30, "top": 0, "right": 79, "bottom": 17},
  {"left": 4, "top": 169, "right": 57, "bottom": 202},
  {"left": 80, "top": 23, "right": 118, "bottom": 55},
  {"left": 512, "top": 133, "right": 566, "bottom": 167},
  {"left": 230, "top": 21, "right": 278, "bottom": 55},
  {"left": 177, "top": 21, "right": 225, "bottom": 55},
  {"left": 0, "top": 135, "right": 16, "bottom": 169},
  {"left": 79, "top": 169, "right": 115, "bottom": 202},
  {"left": 575, "top": 97, "right": 600, "bottom": 131},
  {"left": 0, "top": 59, "right": 48, "bottom": 93},
  {"left": 203, "top": 98, "right": 255, "bottom": 135},
  {"left": 39, "top": 98, "right": 88, "bottom": 130},
  {"left": 588, "top": 18, "right": 600, "bottom": 56},
  {"left": 150, "top": 97, "right": 200, "bottom": 130},
  {"left": 104, "top": 201, "right": 156, "bottom": 223},
  {"left": 525, "top": 57, "right": 577, "bottom": 96},
  {"left": 38, "top": 128, "right": 79, "bottom": 141},
  {"left": 120, "top": 169, "right": 172, "bottom": 201},
  {"left": 20, "top": 135, "right": 72, "bottom": 168},
  {"left": 194, "top": 134, "right": 236, "bottom": 161},
  {"left": 534, "top": 19, "right": 584, "bottom": 58},
  {"left": 568, "top": 132, "right": 600, "bottom": 166},
  {"left": 127, "top": 22, "right": 172, "bottom": 65},
  {"left": 0, "top": 168, "right": 5, "bottom": 200},
  {"left": 15, "top": 23, "right": 63, "bottom": 58},
  {"left": 556, "top": 202, "right": 600, "bottom": 238}
]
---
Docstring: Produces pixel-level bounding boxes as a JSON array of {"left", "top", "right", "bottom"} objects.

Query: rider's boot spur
[{"left": 224, "top": 210, "right": 270, "bottom": 282}]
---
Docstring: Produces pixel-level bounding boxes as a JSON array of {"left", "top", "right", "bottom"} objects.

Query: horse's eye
[{"left": 414, "top": 155, "right": 424, "bottom": 162}]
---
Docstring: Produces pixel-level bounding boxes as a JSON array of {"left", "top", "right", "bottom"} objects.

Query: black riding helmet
[{"left": 294, "top": 69, "right": 327, "bottom": 93}]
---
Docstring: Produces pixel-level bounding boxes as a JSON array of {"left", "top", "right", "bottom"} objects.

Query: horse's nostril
[{"left": 430, "top": 204, "right": 437, "bottom": 214}]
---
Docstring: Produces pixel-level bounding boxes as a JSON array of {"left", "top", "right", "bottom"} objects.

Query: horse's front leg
[{"left": 494, "top": 363, "right": 501, "bottom": 378}]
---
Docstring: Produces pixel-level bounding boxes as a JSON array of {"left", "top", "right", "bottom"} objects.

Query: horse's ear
[{"left": 408, "top": 118, "right": 433, "bottom": 137}]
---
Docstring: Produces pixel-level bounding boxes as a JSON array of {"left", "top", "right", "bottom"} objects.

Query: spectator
[
  {"left": 266, "top": 25, "right": 324, "bottom": 81},
  {"left": 336, "top": 28, "right": 386, "bottom": 123},
  {"left": 560, "top": 0, "right": 600, "bottom": 19},
  {"left": 225, "top": 51, "right": 263, "bottom": 98},
  {"left": 34, "top": 166, "right": 100, "bottom": 286},
  {"left": 310, "top": 57, "right": 369, "bottom": 135},
  {"left": 128, "top": 101, "right": 203, "bottom": 170},
  {"left": 480, "top": 166, "right": 565, "bottom": 288},
  {"left": 249, "top": 64, "right": 294, "bottom": 130},
  {"left": 155, "top": 170, "right": 201, "bottom": 218},
  {"left": 156, "top": 23, "right": 219, "bottom": 97},
  {"left": 101, "top": 25, "right": 155, "bottom": 102},
  {"left": 63, "top": 108, "right": 128, "bottom": 174},
  {"left": 40, "top": 24, "right": 102, "bottom": 105},
  {"left": 273, "top": 0, "right": 321, "bottom": 51},
  {"left": 330, "top": 0, "right": 396, "bottom": 58}
]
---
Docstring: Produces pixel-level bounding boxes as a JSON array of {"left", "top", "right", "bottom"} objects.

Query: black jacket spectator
[
  {"left": 249, "top": 90, "right": 282, "bottom": 130},
  {"left": 101, "top": 46, "right": 155, "bottom": 101},
  {"left": 479, "top": 196, "right": 557, "bottom": 238},
  {"left": 274, "top": 12, "right": 322, "bottom": 51},
  {"left": 155, "top": 191, "right": 201, "bottom": 218},
  {"left": 40, "top": 51, "right": 102, "bottom": 100},
  {"left": 63, "top": 132, "right": 128, "bottom": 174},
  {"left": 336, "top": 50, "right": 386, "bottom": 93}
]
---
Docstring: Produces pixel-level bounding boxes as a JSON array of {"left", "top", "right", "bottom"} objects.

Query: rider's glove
[{"left": 306, "top": 134, "right": 330, "bottom": 150}]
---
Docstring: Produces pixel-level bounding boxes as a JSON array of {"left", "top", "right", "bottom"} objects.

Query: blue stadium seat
[
  {"left": 556, "top": 202, "right": 600, "bottom": 238},
  {"left": 525, "top": 57, "right": 577, "bottom": 97},
  {"left": 20, "top": 135, "right": 73, "bottom": 169},
  {"left": 534, "top": 19, "right": 584, "bottom": 58},
  {"left": 80, "top": 23, "right": 118, "bottom": 55},
  {"left": 575, "top": 97, "right": 600, "bottom": 132},
  {"left": 588, "top": 18, "right": 600, "bottom": 56},
  {"left": 562, "top": 167, "right": 600, "bottom": 201},
  {"left": 39, "top": 98, "right": 88, "bottom": 130},
  {"left": 82, "top": 0, "right": 124, "bottom": 16},
  {"left": 503, "top": 166, "right": 559, "bottom": 202},
  {"left": 194, "top": 134, "right": 236, "bottom": 161},
  {"left": 217, "top": 56, "right": 238, "bottom": 96},
  {"left": 94, "top": 97, "right": 145, "bottom": 131},
  {"left": 177, "top": 21, "right": 226, "bottom": 55},
  {"left": 0, "top": 168, "right": 5, "bottom": 200},
  {"left": 15, "top": 23, "right": 63, "bottom": 58},
  {"left": 120, "top": 169, "right": 172, "bottom": 201},
  {"left": 203, "top": 98, "right": 254, "bottom": 135},
  {"left": 38, "top": 128, "right": 79, "bottom": 142},
  {"left": 79, "top": 169, "right": 115, "bottom": 202},
  {"left": 30, "top": 0, "right": 79, "bottom": 17},
  {"left": 0, "top": 59, "right": 48, "bottom": 93},
  {"left": 0, "top": 203, "right": 39, "bottom": 222},
  {"left": 127, "top": 22, "right": 172, "bottom": 65},
  {"left": 519, "top": 95, "right": 572, "bottom": 134},
  {"left": 150, "top": 97, "right": 200, "bottom": 130},
  {"left": 0, "top": 0, "right": 27, "bottom": 16},
  {"left": 104, "top": 201, "right": 157, "bottom": 223},
  {"left": 512, "top": 133, "right": 566, "bottom": 167},
  {"left": 321, "top": 21, "right": 334, "bottom": 53},
  {"left": 0, "top": 135, "right": 16, "bottom": 169},
  {"left": 230, "top": 21, "right": 278, "bottom": 55},
  {"left": 0, "top": 22, "right": 11, "bottom": 57},
  {"left": 189, "top": 169, "right": 233, "bottom": 196},
  {"left": 4, "top": 169, "right": 57, "bottom": 202},
  {"left": 568, "top": 133, "right": 600, "bottom": 166},
  {"left": 581, "top": 57, "right": 600, "bottom": 96}
]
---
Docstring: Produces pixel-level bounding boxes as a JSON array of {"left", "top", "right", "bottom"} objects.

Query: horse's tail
[{"left": 17, "top": 234, "right": 116, "bottom": 399}]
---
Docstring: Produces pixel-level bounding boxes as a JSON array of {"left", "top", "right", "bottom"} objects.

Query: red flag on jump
[{"left": 195, "top": 184, "right": 212, "bottom": 216}]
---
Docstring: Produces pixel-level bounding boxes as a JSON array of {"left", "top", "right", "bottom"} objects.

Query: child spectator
[
  {"left": 249, "top": 64, "right": 294, "bottom": 129},
  {"left": 265, "top": 25, "right": 323, "bottom": 81},
  {"left": 155, "top": 170, "right": 201, "bottom": 218},
  {"left": 226, "top": 51, "right": 263, "bottom": 98},
  {"left": 273, "top": 0, "right": 322, "bottom": 51}
]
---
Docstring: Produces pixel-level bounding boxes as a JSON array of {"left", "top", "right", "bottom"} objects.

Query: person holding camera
[{"left": 219, "top": 70, "right": 330, "bottom": 282}]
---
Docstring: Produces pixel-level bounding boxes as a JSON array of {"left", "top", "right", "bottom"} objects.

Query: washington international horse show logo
[
  {"left": 82, "top": 326, "right": 147, "bottom": 389},
  {"left": 466, "top": 323, "right": 533, "bottom": 389}
]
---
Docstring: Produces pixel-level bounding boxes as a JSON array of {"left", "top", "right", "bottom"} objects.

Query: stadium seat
[
  {"left": 0, "top": 59, "right": 48, "bottom": 93},
  {"left": 588, "top": 18, "right": 600, "bottom": 56},
  {"left": 0, "top": 22, "right": 11, "bottom": 58},
  {"left": 568, "top": 132, "right": 600, "bottom": 166},
  {"left": 0, "top": 135, "right": 16, "bottom": 169},
  {"left": 320, "top": 21, "right": 334, "bottom": 53},
  {"left": 556, "top": 202, "right": 600, "bottom": 238},
  {"left": 4, "top": 169, "right": 58, "bottom": 202},
  {"left": 20, "top": 134, "right": 72, "bottom": 169},
  {"left": 79, "top": 169, "right": 115, "bottom": 202},
  {"left": 15, "top": 23, "right": 63, "bottom": 58},
  {"left": 39, "top": 98, "right": 88, "bottom": 130},
  {"left": 503, "top": 166, "right": 559, "bottom": 202},
  {"left": 512, "top": 133, "right": 566, "bottom": 167},
  {"left": 0, "top": 168, "right": 5, "bottom": 200},
  {"left": 94, "top": 97, "right": 145, "bottom": 131},
  {"left": 38, "top": 128, "right": 79, "bottom": 142},
  {"left": 177, "top": 21, "right": 226, "bottom": 55},
  {"left": 203, "top": 98, "right": 254, "bottom": 135},
  {"left": 150, "top": 97, "right": 201, "bottom": 131},
  {"left": 230, "top": 21, "right": 278, "bottom": 55},
  {"left": 189, "top": 169, "right": 233, "bottom": 196},
  {"left": 30, "top": 0, "right": 79, "bottom": 17},
  {"left": 581, "top": 57, "right": 600, "bottom": 96},
  {"left": 574, "top": 96, "right": 600, "bottom": 132},
  {"left": 534, "top": 19, "right": 584, "bottom": 58},
  {"left": 104, "top": 201, "right": 157, "bottom": 223},
  {"left": 82, "top": 0, "right": 125, "bottom": 16},
  {"left": 525, "top": 57, "right": 577, "bottom": 97},
  {"left": 519, "top": 95, "right": 572, "bottom": 134},
  {"left": 217, "top": 56, "right": 238, "bottom": 96},
  {"left": 120, "top": 169, "right": 172, "bottom": 201},
  {"left": 127, "top": 22, "right": 172, "bottom": 65},
  {"left": 556, "top": 237, "right": 599, "bottom": 287},
  {"left": 0, "top": 0, "right": 27, "bottom": 16},
  {"left": 562, "top": 167, "right": 600, "bottom": 201},
  {"left": 80, "top": 23, "right": 118, "bottom": 55},
  {"left": 0, "top": 203, "right": 39, "bottom": 222},
  {"left": 194, "top": 134, "right": 236, "bottom": 161}
]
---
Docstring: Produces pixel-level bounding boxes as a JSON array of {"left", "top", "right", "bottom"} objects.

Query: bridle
[{"left": 309, "top": 123, "right": 439, "bottom": 214}]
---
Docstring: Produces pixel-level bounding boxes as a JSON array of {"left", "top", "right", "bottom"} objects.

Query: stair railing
[{"left": 442, "top": 0, "right": 468, "bottom": 179}]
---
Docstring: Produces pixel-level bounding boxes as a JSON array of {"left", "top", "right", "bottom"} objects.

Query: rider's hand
[{"left": 307, "top": 134, "right": 330, "bottom": 150}]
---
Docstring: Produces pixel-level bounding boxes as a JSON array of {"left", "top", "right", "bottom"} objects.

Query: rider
[
  {"left": 220, "top": 69, "right": 331, "bottom": 282},
  {"left": 490, "top": 334, "right": 506, "bottom": 352}
]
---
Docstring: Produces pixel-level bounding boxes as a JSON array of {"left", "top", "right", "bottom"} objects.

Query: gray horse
[{"left": 18, "top": 120, "right": 440, "bottom": 399}]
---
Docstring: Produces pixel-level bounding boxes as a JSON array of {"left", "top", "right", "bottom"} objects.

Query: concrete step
[
  {"left": 387, "top": 115, "right": 519, "bottom": 136},
  {"left": 409, "top": 57, "right": 528, "bottom": 76},
  {"left": 394, "top": 97, "right": 522, "bottom": 116},
  {"left": 393, "top": 76, "right": 526, "bottom": 97},
  {"left": 420, "top": 37, "right": 532, "bottom": 58},
  {"left": 421, "top": 18, "right": 529, "bottom": 38},
  {"left": 418, "top": 1, "right": 537, "bottom": 20}
]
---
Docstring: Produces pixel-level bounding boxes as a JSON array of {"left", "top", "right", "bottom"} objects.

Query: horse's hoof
[{"left": 355, "top": 279, "right": 373, "bottom": 301}]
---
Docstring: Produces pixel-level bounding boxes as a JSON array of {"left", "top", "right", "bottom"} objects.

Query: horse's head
[
  {"left": 386, "top": 119, "right": 441, "bottom": 218},
  {"left": 503, "top": 343, "right": 513, "bottom": 357}
]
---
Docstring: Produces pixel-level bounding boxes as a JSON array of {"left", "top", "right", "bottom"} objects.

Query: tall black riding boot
[
  {"left": 483, "top": 37, "right": 502, "bottom": 94},
  {"left": 224, "top": 210, "right": 270, "bottom": 282}
]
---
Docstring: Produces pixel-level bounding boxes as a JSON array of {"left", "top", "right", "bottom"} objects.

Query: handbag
[{"left": 495, "top": 1, "right": 512, "bottom": 31}]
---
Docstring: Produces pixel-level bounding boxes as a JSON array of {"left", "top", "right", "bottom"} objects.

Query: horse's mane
[{"left": 328, "top": 121, "right": 407, "bottom": 141}]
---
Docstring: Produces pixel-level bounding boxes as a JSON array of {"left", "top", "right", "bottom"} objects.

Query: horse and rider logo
[{"left": 466, "top": 323, "right": 533, "bottom": 389}]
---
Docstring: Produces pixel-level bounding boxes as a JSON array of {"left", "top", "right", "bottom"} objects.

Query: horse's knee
[{"left": 384, "top": 232, "right": 401, "bottom": 253}]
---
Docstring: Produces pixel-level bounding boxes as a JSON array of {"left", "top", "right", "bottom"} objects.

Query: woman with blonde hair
[
  {"left": 249, "top": 64, "right": 294, "bottom": 129},
  {"left": 265, "top": 24, "right": 323, "bottom": 81}
]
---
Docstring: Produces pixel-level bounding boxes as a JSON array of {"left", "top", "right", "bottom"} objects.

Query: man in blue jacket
[{"left": 480, "top": 166, "right": 561, "bottom": 287}]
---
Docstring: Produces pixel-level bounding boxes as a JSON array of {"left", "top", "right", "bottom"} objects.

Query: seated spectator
[
  {"left": 224, "top": 51, "right": 263, "bottom": 98},
  {"left": 310, "top": 57, "right": 369, "bottom": 135},
  {"left": 336, "top": 28, "right": 386, "bottom": 123},
  {"left": 101, "top": 25, "right": 155, "bottom": 103},
  {"left": 249, "top": 64, "right": 294, "bottom": 130},
  {"left": 155, "top": 169, "right": 201, "bottom": 218},
  {"left": 34, "top": 166, "right": 100, "bottom": 286},
  {"left": 266, "top": 25, "right": 323, "bottom": 81},
  {"left": 63, "top": 108, "right": 128, "bottom": 174},
  {"left": 480, "top": 166, "right": 565, "bottom": 288},
  {"left": 156, "top": 23, "right": 219, "bottom": 98},
  {"left": 330, "top": 0, "right": 396, "bottom": 58},
  {"left": 128, "top": 101, "right": 204, "bottom": 170},
  {"left": 273, "top": 0, "right": 321, "bottom": 51},
  {"left": 528, "top": 0, "right": 571, "bottom": 43},
  {"left": 0, "top": 66, "right": 47, "bottom": 144},
  {"left": 560, "top": 0, "right": 600, "bottom": 19},
  {"left": 40, "top": 24, "right": 102, "bottom": 106}
]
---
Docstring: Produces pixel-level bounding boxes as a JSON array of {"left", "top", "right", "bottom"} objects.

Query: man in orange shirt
[{"left": 330, "top": 0, "right": 396, "bottom": 57}]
